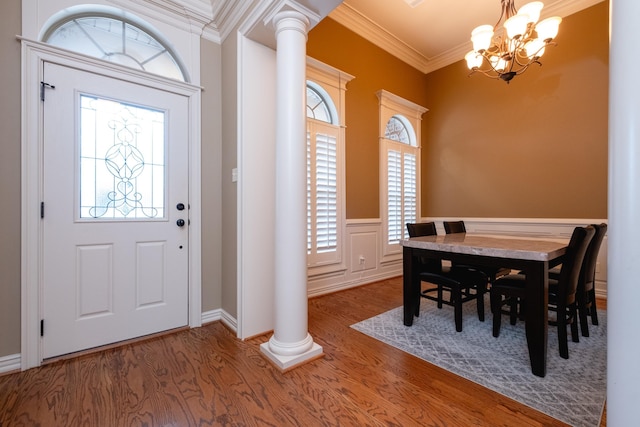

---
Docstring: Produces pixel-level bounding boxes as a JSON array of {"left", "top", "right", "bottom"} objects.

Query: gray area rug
[{"left": 351, "top": 300, "right": 606, "bottom": 427}]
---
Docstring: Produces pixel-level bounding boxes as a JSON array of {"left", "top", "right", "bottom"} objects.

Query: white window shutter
[
  {"left": 387, "top": 149, "right": 403, "bottom": 244},
  {"left": 315, "top": 132, "right": 338, "bottom": 252},
  {"left": 403, "top": 152, "right": 417, "bottom": 239}
]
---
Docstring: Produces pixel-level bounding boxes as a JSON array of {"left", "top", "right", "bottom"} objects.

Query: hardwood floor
[{"left": 0, "top": 277, "right": 605, "bottom": 426}]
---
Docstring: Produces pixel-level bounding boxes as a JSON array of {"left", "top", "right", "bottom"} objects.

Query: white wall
[{"left": 236, "top": 35, "right": 277, "bottom": 339}]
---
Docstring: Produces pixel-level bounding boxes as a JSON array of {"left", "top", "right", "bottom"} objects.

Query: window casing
[
  {"left": 377, "top": 90, "right": 428, "bottom": 259},
  {"left": 306, "top": 59, "right": 353, "bottom": 274}
]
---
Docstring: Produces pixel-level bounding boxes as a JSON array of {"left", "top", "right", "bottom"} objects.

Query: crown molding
[
  {"left": 110, "top": 0, "right": 256, "bottom": 43},
  {"left": 329, "top": 0, "right": 606, "bottom": 75},
  {"left": 328, "top": 4, "right": 431, "bottom": 73}
]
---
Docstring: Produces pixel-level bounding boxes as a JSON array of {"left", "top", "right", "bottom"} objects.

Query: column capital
[{"left": 273, "top": 10, "right": 310, "bottom": 38}]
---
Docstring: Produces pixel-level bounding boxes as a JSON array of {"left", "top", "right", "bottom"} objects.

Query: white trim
[
  {"left": 220, "top": 310, "right": 238, "bottom": 333},
  {"left": 21, "top": 40, "right": 202, "bottom": 370},
  {"left": 201, "top": 309, "right": 221, "bottom": 324},
  {"left": 0, "top": 354, "right": 21, "bottom": 375},
  {"left": 201, "top": 309, "right": 237, "bottom": 334}
]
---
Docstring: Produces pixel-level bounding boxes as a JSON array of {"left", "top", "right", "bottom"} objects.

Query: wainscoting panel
[{"left": 307, "top": 218, "right": 608, "bottom": 299}]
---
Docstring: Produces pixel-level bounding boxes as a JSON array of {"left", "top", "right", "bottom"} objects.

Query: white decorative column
[
  {"left": 260, "top": 10, "right": 323, "bottom": 370},
  {"left": 608, "top": 0, "right": 640, "bottom": 424}
]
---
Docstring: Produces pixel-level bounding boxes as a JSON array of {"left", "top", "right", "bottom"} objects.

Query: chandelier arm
[
  {"left": 473, "top": 54, "right": 507, "bottom": 78},
  {"left": 496, "top": 0, "right": 518, "bottom": 27},
  {"left": 467, "top": 0, "right": 560, "bottom": 83}
]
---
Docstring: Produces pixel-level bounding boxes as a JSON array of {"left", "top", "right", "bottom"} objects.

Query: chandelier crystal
[{"left": 465, "top": 0, "right": 562, "bottom": 83}]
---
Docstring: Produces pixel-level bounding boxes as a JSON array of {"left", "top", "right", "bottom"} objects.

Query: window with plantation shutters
[
  {"left": 377, "top": 90, "right": 427, "bottom": 259},
  {"left": 387, "top": 149, "right": 403, "bottom": 244},
  {"left": 385, "top": 143, "right": 418, "bottom": 246},
  {"left": 306, "top": 76, "right": 347, "bottom": 269},
  {"left": 308, "top": 125, "right": 338, "bottom": 257}
]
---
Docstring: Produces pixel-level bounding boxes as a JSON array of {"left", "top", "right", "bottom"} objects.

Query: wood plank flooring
[{"left": 0, "top": 277, "right": 605, "bottom": 426}]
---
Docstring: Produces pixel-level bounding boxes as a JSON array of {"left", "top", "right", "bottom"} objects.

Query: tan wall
[
  {"left": 200, "top": 39, "right": 223, "bottom": 312},
  {"left": 308, "top": 1, "right": 608, "bottom": 220},
  {"left": 308, "top": 19, "right": 429, "bottom": 219},
  {"left": 0, "top": 0, "right": 22, "bottom": 357},
  {"left": 221, "top": 30, "right": 238, "bottom": 318},
  {"left": 422, "top": 2, "right": 608, "bottom": 218}
]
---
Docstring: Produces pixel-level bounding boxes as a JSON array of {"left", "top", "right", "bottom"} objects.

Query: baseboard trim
[
  {"left": 201, "top": 309, "right": 222, "bottom": 325},
  {"left": 220, "top": 310, "right": 238, "bottom": 333},
  {"left": 0, "top": 353, "right": 21, "bottom": 375},
  {"left": 308, "top": 271, "right": 400, "bottom": 298},
  {"left": 202, "top": 308, "right": 238, "bottom": 333}
]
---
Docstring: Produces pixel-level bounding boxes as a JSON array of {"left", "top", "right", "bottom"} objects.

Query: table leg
[
  {"left": 403, "top": 246, "right": 419, "bottom": 326},
  {"left": 524, "top": 261, "right": 549, "bottom": 377}
]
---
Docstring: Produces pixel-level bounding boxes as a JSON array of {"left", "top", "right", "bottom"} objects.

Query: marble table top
[{"left": 401, "top": 233, "right": 568, "bottom": 261}]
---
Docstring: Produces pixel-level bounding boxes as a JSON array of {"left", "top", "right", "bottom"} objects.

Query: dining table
[{"left": 401, "top": 233, "right": 568, "bottom": 377}]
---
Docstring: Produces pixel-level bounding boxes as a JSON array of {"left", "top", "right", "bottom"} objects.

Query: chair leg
[
  {"left": 577, "top": 294, "right": 590, "bottom": 337},
  {"left": 453, "top": 288, "right": 463, "bottom": 332},
  {"left": 476, "top": 285, "right": 485, "bottom": 322},
  {"left": 570, "top": 306, "right": 580, "bottom": 343},
  {"left": 508, "top": 297, "right": 519, "bottom": 325},
  {"left": 491, "top": 291, "right": 502, "bottom": 337},
  {"left": 437, "top": 286, "right": 443, "bottom": 309},
  {"left": 558, "top": 306, "right": 569, "bottom": 359},
  {"left": 589, "top": 288, "right": 599, "bottom": 326}
]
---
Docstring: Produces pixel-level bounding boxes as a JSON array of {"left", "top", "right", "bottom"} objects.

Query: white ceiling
[{"left": 328, "top": 0, "right": 605, "bottom": 73}]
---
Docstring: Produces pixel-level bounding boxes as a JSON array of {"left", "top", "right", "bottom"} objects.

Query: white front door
[{"left": 41, "top": 62, "right": 190, "bottom": 359}]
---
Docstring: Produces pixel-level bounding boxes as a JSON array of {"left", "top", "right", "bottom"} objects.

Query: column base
[{"left": 260, "top": 341, "right": 323, "bottom": 372}]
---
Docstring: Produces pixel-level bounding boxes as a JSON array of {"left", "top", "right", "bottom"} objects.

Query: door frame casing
[{"left": 20, "top": 39, "right": 202, "bottom": 370}]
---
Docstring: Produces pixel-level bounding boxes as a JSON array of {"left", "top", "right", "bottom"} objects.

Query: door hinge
[
  {"left": 40, "top": 202, "right": 44, "bottom": 218},
  {"left": 40, "top": 319, "right": 44, "bottom": 337},
  {"left": 40, "top": 81, "right": 55, "bottom": 101}
]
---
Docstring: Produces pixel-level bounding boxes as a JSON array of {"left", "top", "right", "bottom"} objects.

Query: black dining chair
[
  {"left": 490, "top": 225, "right": 595, "bottom": 359},
  {"left": 406, "top": 222, "right": 488, "bottom": 332},
  {"left": 549, "top": 223, "right": 607, "bottom": 337},
  {"left": 443, "top": 220, "right": 511, "bottom": 284}
]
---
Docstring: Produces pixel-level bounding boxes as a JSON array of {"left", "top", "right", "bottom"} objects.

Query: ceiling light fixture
[{"left": 465, "top": 1, "right": 562, "bottom": 83}]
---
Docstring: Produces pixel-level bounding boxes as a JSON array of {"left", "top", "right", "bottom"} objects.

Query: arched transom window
[
  {"left": 385, "top": 115, "right": 412, "bottom": 144},
  {"left": 306, "top": 84, "right": 334, "bottom": 124},
  {"left": 43, "top": 15, "right": 186, "bottom": 82}
]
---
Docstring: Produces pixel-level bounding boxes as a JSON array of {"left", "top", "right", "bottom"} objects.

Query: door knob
[
  {"left": 176, "top": 219, "right": 185, "bottom": 227},
  {"left": 176, "top": 203, "right": 185, "bottom": 211}
]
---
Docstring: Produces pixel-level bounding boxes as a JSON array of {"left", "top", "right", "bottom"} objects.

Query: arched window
[
  {"left": 385, "top": 115, "right": 413, "bottom": 144},
  {"left": 377, "top": 90, "right": 427, "bottom": 258},
  {"left": 306, "top": 60, "right": 353, "bottom": 272},
  {"left": 43, "top": 14, "right": 187, "bottom": 82},
  {"left": 306, "top": 83, "right": 334, "bottom": 124}
]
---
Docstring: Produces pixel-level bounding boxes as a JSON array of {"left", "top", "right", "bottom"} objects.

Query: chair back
[
  {"left": 407, "top": 221, "right": 437, "bottom": 238},
  {"left": 406, "top": 222, "right": 441, "bottom": 273},
  {"left": 580, "top": 223, "right": 607, "bottom": 293},
  {"left": 444, "top": 221, "right": 466, "bottom": 234},
  {"left": 558, "top": 226, "right": 596, "bottom": 305}
]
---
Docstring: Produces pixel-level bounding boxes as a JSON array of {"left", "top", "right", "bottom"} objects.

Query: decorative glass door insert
[{"left": 80, "top": 94, "right": 165, "bottom": 219}]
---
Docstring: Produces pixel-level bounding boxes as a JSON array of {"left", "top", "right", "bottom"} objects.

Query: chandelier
[{"left": 465, "top": 1, "right": 562, "bottom": 83}]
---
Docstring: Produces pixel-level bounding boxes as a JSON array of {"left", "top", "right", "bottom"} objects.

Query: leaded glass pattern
[
  {"left": 385, "top": 116, "right": 411, "bottom": 144},
  {"left": 306, "top": 86, "right": 332, "bottom": 123},
  {"left": 45, "top": 16, "right": 185, "bottom": 81},
  {"left": 80, "top": 95, "right": 165, "bottom": 219}
]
